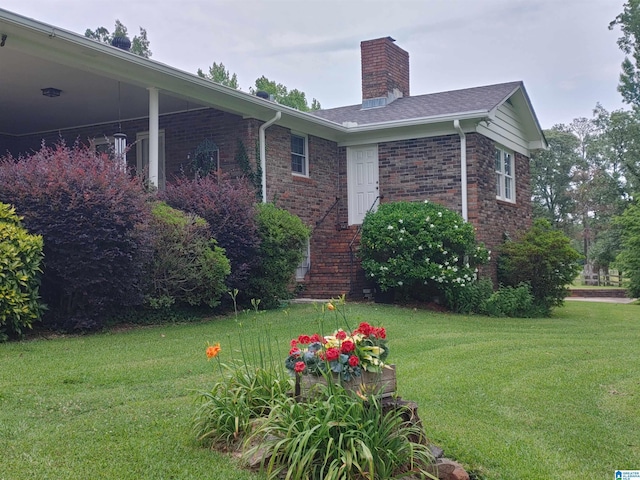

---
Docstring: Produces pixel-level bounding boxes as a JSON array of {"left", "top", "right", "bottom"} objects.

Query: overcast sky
[{"left": 2, "top": 0, "right": 630, "bottom": 129}]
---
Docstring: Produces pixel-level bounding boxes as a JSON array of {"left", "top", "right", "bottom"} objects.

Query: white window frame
[
  {"left": 295, "top": 238, "right": 311, "bottom": 281},
  {"left": 495, "top": 145, "right": 515, "bottom": 203},
  {"left": 136, "top": 130, "right": 166, "bottom": 190},
  {"left": 291, "top": 132, "right": 309, "bottom": 177}
]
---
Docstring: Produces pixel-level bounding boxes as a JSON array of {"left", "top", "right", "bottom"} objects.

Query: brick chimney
[{"left": 361, "top": 36, "right": 410, "bottom": 103}]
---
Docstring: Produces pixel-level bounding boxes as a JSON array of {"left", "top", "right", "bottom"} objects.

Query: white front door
[{"left": 347, "top": 145, "right": 379, "bottom": 225}]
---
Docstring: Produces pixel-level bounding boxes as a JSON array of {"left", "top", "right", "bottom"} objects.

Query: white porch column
[{"left": 148, "top": 87, "right": 159, "bottom": 188}]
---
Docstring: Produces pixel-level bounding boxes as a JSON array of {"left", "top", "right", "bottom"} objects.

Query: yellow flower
[
  {"left": 327, "top": 302, "right": 335, "bottom": 311},
  {"left": 206, "top": 342, "right": 221, "bottom": 359}
]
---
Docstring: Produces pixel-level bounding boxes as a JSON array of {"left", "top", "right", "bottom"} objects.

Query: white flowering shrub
[{"left": 359, "top": 201, "right": 489, "bottom": 297}]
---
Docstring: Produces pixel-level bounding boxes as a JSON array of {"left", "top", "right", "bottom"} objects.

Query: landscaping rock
[{"left": 425, "top": 458, "right": 470, "bottom": 480}]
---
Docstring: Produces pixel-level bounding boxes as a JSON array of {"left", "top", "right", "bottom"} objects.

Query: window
[
  {"left": 295, "top": 239, "right": 311, "bottom": 280},
  {"left": 495, "top": 146, "right": 515, "bottom": 202},
  {"left": 291, "top": 133, "right": 308, "bottom": 176},
  {"left": 136, "top": 130, "right": 166, "bottom": 189}
]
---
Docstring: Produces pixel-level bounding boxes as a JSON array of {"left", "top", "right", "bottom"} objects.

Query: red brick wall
[
  {"left": 374, "top": 133, "right": 532, "bottom": 286},
  {"left": 4, "top": 108, "right": 532, "bottom": 298},
  {"left": 361, "top": 37, "right": 410, "bottom": 100},
  {"left": 5, "top": 108, "right": 253, "bottom": 182}
]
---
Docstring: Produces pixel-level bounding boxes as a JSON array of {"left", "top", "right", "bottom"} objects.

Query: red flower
[
  {"left": 373, "top": 327, "right": 386, "bottom": 339},
  {"left": 348, "top": 355, "right": 359, "bottom": 367},
  {"left": 325, "top": 347, "right": 340, "bottom": 362},
  {"left": 336, "top": 330, "right": 347, "bottom": 340},
  {"left": 290, "top": 339, "right": 298, "bottom": 348},
  {"left": 289, "top": 347, "right": 301, "bottom": 356},
  {"left": 298, "top": 334, "right": 311, "bottom": 344},
  {"left": 355, "top": 322, "right": 372, "bottom": 336},
  {"left": 341, "top": 340, "right": 355, "bottom": 353},
  {"left": 318, "top": 351, "right": 326, "bottom": 360},
  {"left": 310, "top": 333, "right": 321, "bottom": 343},
  {"left": 294, "top": 361, "right": 306, "bottom": 373}
]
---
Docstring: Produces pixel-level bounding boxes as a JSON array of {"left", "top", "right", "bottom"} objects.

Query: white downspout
[
  {"left": 453, "top": 119, "right": 468, "bottom": 222},
  {"left": 259, "top": 111, "right": 282, "bottom": 203},
  {"left": 148, "top": 87, "right": 159, "bottom": 189}
]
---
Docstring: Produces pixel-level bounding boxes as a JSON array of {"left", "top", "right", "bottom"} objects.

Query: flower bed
[{"left": 285, "top": 317, "right": 395, "bottom": 398}]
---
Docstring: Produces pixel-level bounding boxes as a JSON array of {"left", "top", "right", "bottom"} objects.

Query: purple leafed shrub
[
  {"left": 161, "top": 175, "right": 261, "bottom": 297},
  {"left": 0, "top": 142, "right": 152, "bottom": 330}
]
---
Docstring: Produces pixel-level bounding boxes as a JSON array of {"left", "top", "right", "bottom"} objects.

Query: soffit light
[{"left": 41, "top": 87, "right": 62, "bottom": 98}]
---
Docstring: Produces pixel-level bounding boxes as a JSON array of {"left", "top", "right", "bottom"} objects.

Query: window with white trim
[
  {"left": 296, "top": 238, "right": 311, "bottom": 280},
  {"left": 136, "top": 130, "right": 166, "bottom": 190},
  {"left": 495, "top": 146, "right": 515, "bottom": 202},
  {"left": 291, "top": 133, "right": 308, "bottom": 176}
]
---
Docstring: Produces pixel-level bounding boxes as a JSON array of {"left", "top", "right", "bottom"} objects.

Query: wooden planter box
[{"left": 295, "top": 365, "right": 397, "bottom": 400}]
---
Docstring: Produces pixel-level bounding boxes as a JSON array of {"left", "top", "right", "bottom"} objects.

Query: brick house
[{"left": 0, "top": 10, "right": 546, "bottom": 299}]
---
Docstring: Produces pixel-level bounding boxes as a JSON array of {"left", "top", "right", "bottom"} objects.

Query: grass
[{"left": 1, "top": 301, "right": 639, "bottom": 479}]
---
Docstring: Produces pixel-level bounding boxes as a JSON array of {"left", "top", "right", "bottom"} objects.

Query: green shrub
[
  {"left": 446, "top": 279, "right": 494, "bottom": 314},
  {"left": 244, "top": 387, "right": 436, "bottom": 480},
  {"left": 246, "top": 203, "right": 310, "bottom": 308},
  {"left": 483, "top": 283, "right": 538, "bottom": 318},
  {"left": 498, "top": 219, "right": 582, "bottom": 315},
  {"left": 0, "top": 203, "right": 44, "bottom": 339},
  {"left": 147, "top": 202, "right": 230, "bottom": 309},
  {"left": 359, "top": 201, "right": 489, "bottom": 299}
]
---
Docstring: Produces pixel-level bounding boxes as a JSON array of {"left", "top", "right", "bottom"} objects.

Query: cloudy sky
[{"left": 2, "top": 0, "right": 629, "bottom": 129}]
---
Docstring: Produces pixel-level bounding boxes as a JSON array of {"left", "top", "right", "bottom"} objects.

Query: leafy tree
[
  {"left": 251, "top": 76, "right": 321, "bottom": 111},
  {"left": 530, "top": 127, "right": 582, "bottom": 228},
  {"left": 593, "top": 104, "right": 640, "bottom": 193},
  {"left": 197, "top": 62, "right": 239, "bottom": 89},
  {"left": 610, "top": 0, "right": 640, "bottom": 109},
  {"left": 615, "top": 199, "right": 640, "bottom": 296},
  {"left": 85, "top": 20, "right": 152, "bottom": 58}
]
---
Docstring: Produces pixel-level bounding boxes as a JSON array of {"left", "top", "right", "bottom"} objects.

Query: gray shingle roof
[{"left": 311, "top": 81, "right": 523, "bottom": 126}]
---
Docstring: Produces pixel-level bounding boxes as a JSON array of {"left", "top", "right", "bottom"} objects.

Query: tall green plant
[
  {"left": 246, "top": 203, "right": 310, "bottom": 308},
  {"left": 498, "top": 219, "right": 582, "bottom": 314},
  {"left": 0, "top": 203, "right": 44, "bottom": 339},
  {"left": 147, "top": 202, "right": 230, "bottom": 309}
]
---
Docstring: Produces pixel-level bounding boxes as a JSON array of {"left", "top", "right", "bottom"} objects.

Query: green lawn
[{"left": 1, "top": 301, "right": 639, "bottom": 480}]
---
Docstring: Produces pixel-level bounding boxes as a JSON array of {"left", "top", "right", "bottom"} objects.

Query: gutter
[
  {"left": 453, "top": 119, "right": 468, "bottom": 222},
  {"left": 259, "top": 111, "right": 281, "bottom": 203}
]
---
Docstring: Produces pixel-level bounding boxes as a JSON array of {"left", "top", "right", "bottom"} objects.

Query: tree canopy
[
  {"left": 610, "top": 0, "right": 640, "bottom": 109},
  {"left": 197, "top": 62, "right": 239, "bottom": 89},
  {"left": 85, "top": 20, "right": 152, "bottom": 58},
  {"left": 251, "top": 76, "right": 321, "bottom": 111}
]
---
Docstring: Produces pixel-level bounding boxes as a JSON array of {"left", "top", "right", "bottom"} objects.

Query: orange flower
[
  {"left": 206, "top": 343, "right": 221, "bottom": 359},
  {"left": 327, "top": 302, "right": 335, "bottom": 311}
]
